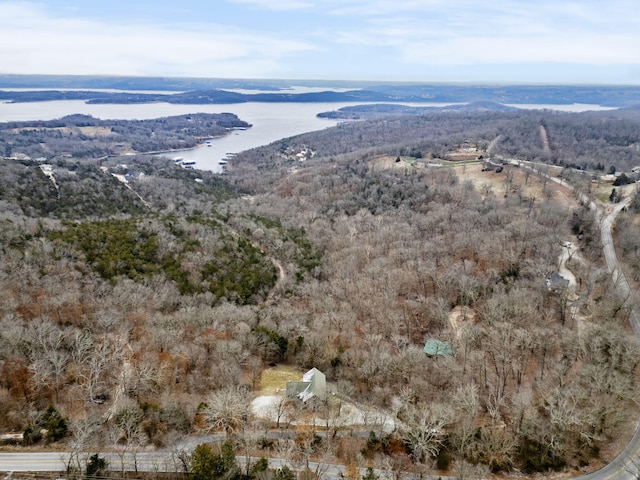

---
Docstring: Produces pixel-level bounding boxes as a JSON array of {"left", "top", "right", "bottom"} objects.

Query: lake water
[
  {"left": 152, "top": 102, "right": 357, "bottom": 173},
  {"left": 0, "top": 98, "right": 616, "bottom": 173}
]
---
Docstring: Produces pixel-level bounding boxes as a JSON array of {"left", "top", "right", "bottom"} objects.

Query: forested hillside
[
  {"left": 0, "top": 108, "right": 639, "bottom": 477},
  {"left": 0, "top": 113, "right": 250, "bottom": 159}
]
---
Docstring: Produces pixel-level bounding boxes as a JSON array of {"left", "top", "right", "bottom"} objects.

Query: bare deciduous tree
[{"left": 202, "top": 386, "right": 250, "bottom": 438}]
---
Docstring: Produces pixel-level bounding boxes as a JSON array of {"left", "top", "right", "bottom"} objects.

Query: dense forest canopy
[{"left": 1, "top": 106, "right": 640, "bottom": 477}]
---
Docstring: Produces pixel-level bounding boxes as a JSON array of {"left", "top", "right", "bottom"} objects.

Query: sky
[{"left": 2, "top": 0, "right": 640, "bottom": 84}]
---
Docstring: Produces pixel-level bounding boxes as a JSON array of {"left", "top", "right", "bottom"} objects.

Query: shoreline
[{"left": 142, "top": 127, "right": 248, "bottom": 157}]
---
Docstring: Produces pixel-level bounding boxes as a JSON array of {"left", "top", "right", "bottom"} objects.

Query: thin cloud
[
  {"left": 400, "top": 34, "right": 640, "bottom": 66},
  {"left": 0, "top": 2, "right": 313, "bottom": 76},
  {"left": 226, "top": 0, "right": 314, "bottom": 10},
  {"left": 327, "top": 1, "right": 640, "bottom": 67},
  {"left": 1, "top": 0, "right": 639, "bottom": 82}
]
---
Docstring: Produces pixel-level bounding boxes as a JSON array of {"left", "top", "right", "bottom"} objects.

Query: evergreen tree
[{"left": 190, "top": 444, "right": 218, "bottom": 480}]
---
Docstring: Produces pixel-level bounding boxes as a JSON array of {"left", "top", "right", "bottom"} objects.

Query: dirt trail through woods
[
  {"left": 540, "top": 125, "right": 551, "bottom": 153},
  {"left": 265, "top": 257, "right": 286, "bottom": 304},
  {"left": 486, "top": 134, "right": 502, "bottom": 153}
]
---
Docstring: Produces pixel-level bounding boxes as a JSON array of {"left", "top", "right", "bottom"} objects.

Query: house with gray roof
[
  {"left": 286, "top": 368, "right": 327, "bottom": 402},
  {"left": 545, "top": 272, "right": 569, "bottom": 292}
]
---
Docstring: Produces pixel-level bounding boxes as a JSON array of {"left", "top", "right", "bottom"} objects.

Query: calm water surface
[{"left": 0, "top": 99, "right": 615, "bottom": 173}]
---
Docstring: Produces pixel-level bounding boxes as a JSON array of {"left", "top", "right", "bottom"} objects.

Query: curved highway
[
  {"left": 579, "top": 196, "right": 640, "bottom": 480},
  {"left": 520, "top": 164, "right": 640, "bottom": 480}
]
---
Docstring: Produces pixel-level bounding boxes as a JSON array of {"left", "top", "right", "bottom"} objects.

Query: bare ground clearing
[
  {"left": 10, "top": 126, "right": 113, "bottom": 137},
  {"left": 257, "top": 365, "right": 301, "bottom": 395},
  {"left": 370, "top": 155, "right": 579, "bottom": 207}
]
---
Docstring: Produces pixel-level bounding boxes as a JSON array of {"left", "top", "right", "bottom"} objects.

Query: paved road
[
  {"left": 0, "top": 452, "right": 66, "bottom": 471},
  {"left": 0, "top": 450, "right": 186, "bottom": 473},
  {"left": 0, "top": 450, "right": 362, "bottom": 478},
  {"left": 577, "top": 196, "right": 640, "bottom": 480}
]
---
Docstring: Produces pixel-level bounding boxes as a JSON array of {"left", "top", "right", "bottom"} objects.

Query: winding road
[
  {"left": 578, "top": 196, "right": 640, "bottom": 480},
  {"left": 516, "top": 163, "right": 640, "bottom": 480}
]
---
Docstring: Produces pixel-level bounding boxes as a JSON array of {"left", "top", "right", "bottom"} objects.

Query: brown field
[
  {"left": 77, "top": 126, "right": 113, "bottom": 137},
  {"left": 9, "top": 126, "right": 113, "bottom": 137},
  {"left": 257, "top": 364, "right": 301, "bottom": 394},
  {"left": 371, "top": 155, "right": 583, "bottom": 209},
  {"left": 445, "top": 152, "right": 481, "bottom": 162},
  {"left": 455, "top": 163, "right": 578, "bottom": 206},
  {"left": 369, "top": 155, "right": 423, "bottom": 171}
]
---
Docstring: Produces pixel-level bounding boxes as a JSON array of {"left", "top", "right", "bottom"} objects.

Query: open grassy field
[
  {"left": 257, "top": 365, "right": 301, "bottom": 394},
  {"left": 10, "top": 126, "right": 113, "bottom": 137}
]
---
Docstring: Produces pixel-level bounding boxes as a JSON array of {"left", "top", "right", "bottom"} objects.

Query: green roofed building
[{"left": 423, "top": 339, "right": 455, "bottom": 358}]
